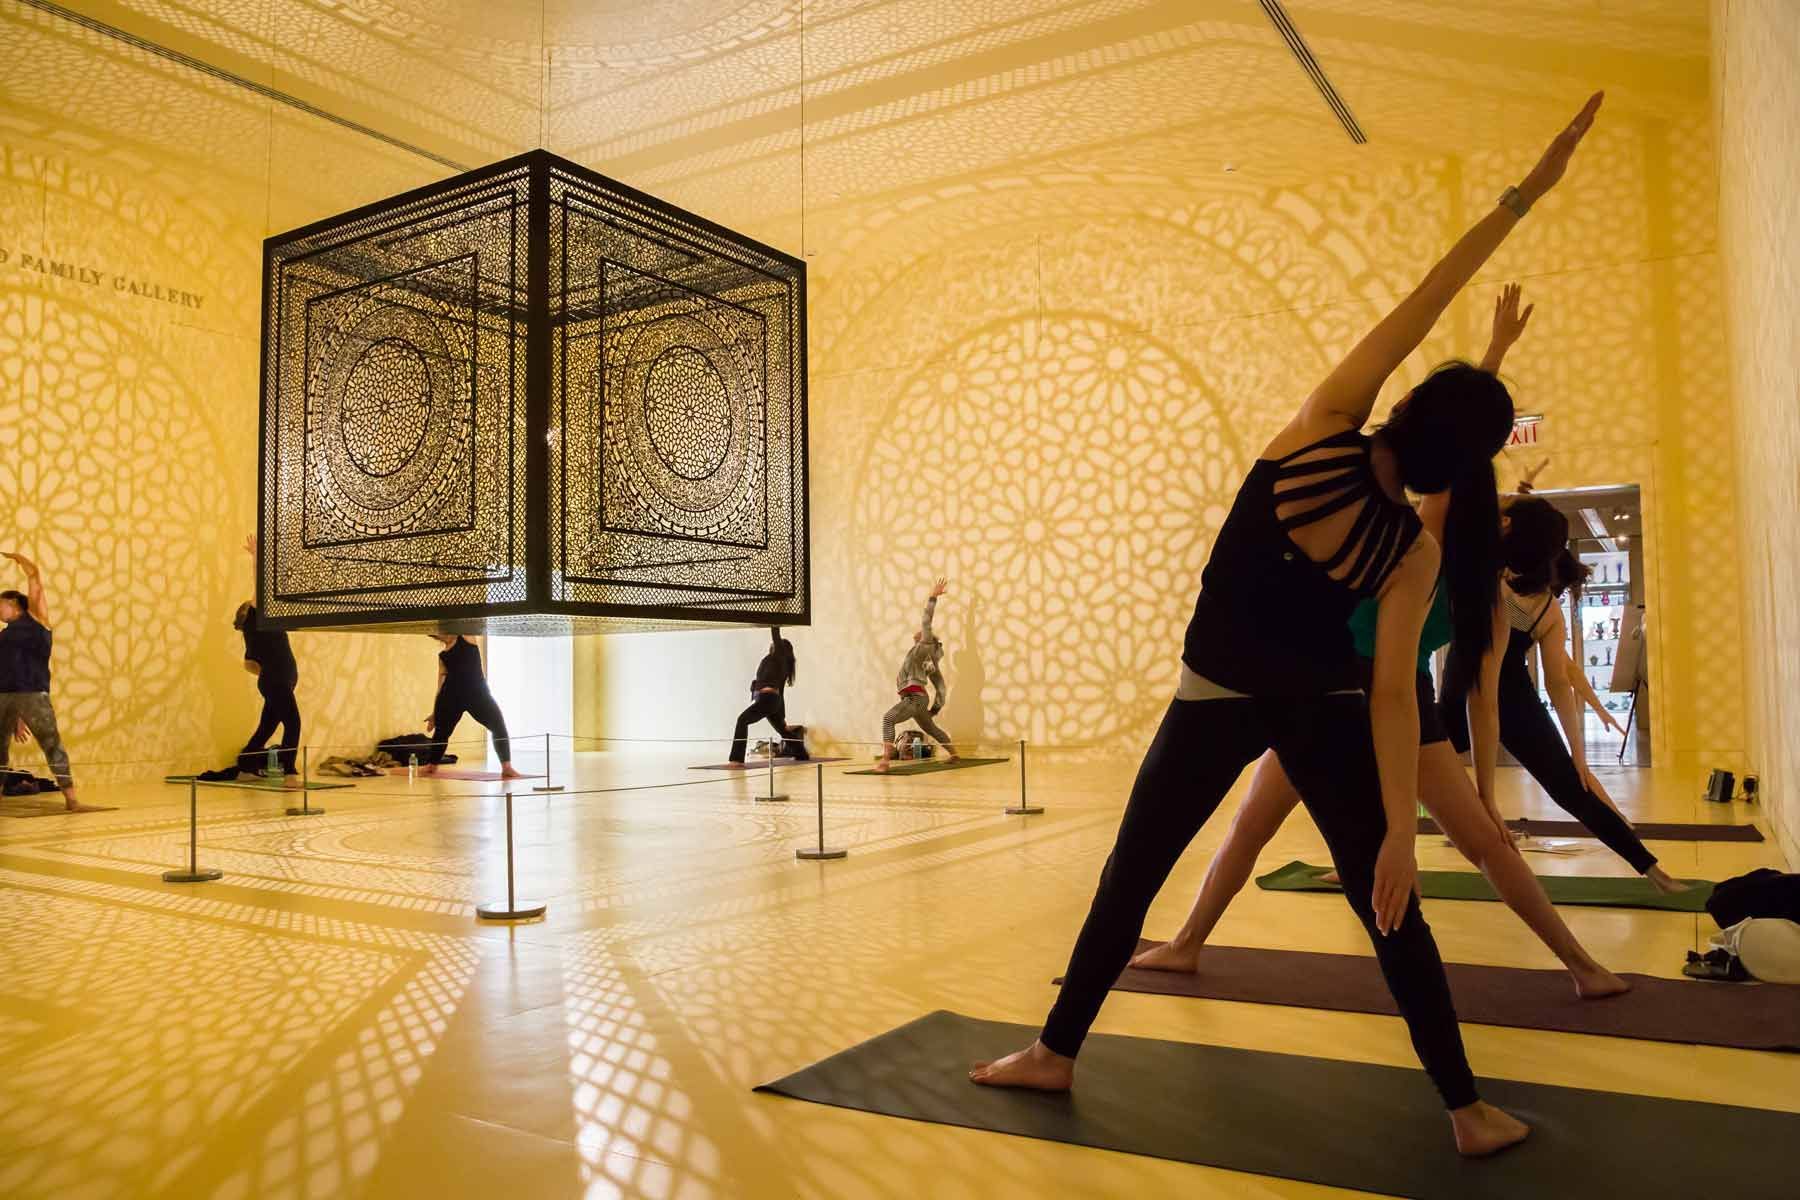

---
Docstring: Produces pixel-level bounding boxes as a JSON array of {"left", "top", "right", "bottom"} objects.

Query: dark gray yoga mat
[
  {"left": 1418, "top": 816, "right": 1764, "bottom": 843},
  {"left": 757, "top": 1011, "right": 1800, "bottom": 1200},
  {"left": 1060, "top": 941, "right": 1800, "bottom": 1052},
  {"left": 844, "top": 756, "right": 1008, "bottom": 777}
]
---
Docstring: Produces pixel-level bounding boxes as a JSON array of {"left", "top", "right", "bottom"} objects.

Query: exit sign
[{"left": 1509, "top": 414, "right": 1543, "bottom": 446}]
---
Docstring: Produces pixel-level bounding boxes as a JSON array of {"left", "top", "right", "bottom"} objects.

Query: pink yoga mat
[{"left": 387, "top": 768, "right": 545, "bottom": 781}]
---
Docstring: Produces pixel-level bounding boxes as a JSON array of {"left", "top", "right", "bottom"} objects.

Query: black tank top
[
  {"left": 1182, "top": 429, "right": 1422, "bottom": 695},
  {"left": 440, "top": 637, "right": 486, "bottom": 692}
]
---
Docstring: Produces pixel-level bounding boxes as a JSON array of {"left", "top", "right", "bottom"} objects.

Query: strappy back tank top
[{"left": 1183, "top": 429, "right": 1423, "bottom": 696}]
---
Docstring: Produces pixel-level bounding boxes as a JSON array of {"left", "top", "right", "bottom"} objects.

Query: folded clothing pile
[
  {"left": 1686, "top": 868, "right": 1800, "bottom": 984},
  {"left": 2, "top": 771, "right": 62, "bottom": 796}
]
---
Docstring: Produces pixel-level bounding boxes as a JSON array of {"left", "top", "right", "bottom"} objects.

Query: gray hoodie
[{"left": 894, "top": 595, "right": 947, "bottom": 711}]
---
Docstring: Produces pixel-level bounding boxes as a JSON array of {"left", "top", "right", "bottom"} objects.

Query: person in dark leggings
[
  {"left": 420, "top": 635, "right": 523, "bottom": 780},
  {"left": 728, "top": 627, "right": 808, "bottom": 764},
  {"left": 973, "top": 92, "right": 1604, "bottom": 1158},
  {"left": 1130, "top": 292, "right": 1630, "bottom": 1000},
  {"left": 225, "top": 601, "right": 302, "bottom": 786},
  {"left": 1443, "top": 541, "right": 1688, "bottom": 892},
  {"left": 0, "top": 550, "right": 85, "bottom": 810}
]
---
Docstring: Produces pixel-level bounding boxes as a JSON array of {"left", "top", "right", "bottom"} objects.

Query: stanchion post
[
  {"left": 797, "top": 763, "right": 846, "bottom": 861},
  {"left": 756, "top": 745, "right": 789, "bottom": 803},
  {"left": 533, "top": 731, "right": 564, "bottom": 793},
  {"left": 1005, "top": 738, "right": 1042, "bottom": 816},
  {"left": 287, "top": 742, "right": 323, "bottom": 816},
  {"left": 477, "top": 789, "right": 546, "bottom": 921},
  {"left": 164, "top": 778, "right": 223, "bottom": 883}
]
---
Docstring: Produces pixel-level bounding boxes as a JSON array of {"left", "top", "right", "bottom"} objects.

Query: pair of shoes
[{"left": 1682, "top": 948, "right": 1749, "bottom": 982}]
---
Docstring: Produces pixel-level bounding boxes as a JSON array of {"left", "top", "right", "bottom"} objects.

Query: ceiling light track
[
  {"left": 1257, "top": 0, "right": 1368, "bottom": 145},
  {"left": 17, "top": 0, "right": 469, "bottom": 171}
]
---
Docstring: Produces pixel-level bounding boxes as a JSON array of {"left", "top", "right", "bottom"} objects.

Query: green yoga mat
[
  {"left": 844, "top": 756, "right": 1008, "bottom": 777},
  {"left": 1256, "top": 859, "right": 1712, "bottom": 912},
  {"left": 165, "top": 775, "right": 353, "bottom": 793},
  {"left": 758, "top": 1011, "right": 1800, "bottom": 1200}
]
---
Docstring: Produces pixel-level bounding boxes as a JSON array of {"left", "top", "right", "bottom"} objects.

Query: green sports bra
[{"left": 1347, "top": 582, "right": 1451, "bottom": 674}]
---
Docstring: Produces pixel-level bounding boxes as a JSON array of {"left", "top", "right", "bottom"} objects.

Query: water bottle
[
  {"left": 408, "top": 753, "right": 418, "bottom": 783},
  {"left": 265, "top": 747, "right": 279, "bottom": 778}
]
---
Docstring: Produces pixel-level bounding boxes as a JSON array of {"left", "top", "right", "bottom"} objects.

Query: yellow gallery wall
[
  {"left": 0, "top": 3, "right": 452, "bottom": 777},
  {"left": 0, "top": 2, "right": 1749, "bottom": 795},
  {"left": 1714, "top": 0, "right": 1799, "bottom": 866}
]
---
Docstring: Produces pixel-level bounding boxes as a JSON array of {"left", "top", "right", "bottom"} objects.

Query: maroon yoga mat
[
  {"left": 1056, "top": 941, "right": 1800, "bottom": 1052},
  {"left": 1418, "top": 817, "right": 1764, "bottom": 843}
]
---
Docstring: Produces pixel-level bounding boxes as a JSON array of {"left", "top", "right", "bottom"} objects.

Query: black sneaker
[{"left": 196, "top": 767, "right": 239, "bottom": 782}]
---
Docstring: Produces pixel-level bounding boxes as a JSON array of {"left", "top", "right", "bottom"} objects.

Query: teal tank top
[{"left": 1347, "top": 583, "right": 1451, "bottom": 674}]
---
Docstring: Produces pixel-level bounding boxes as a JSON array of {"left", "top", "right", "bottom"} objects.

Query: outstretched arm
[
  {"left": 1466, "top": 599, "right": 1511, "bottom": 834},
  {"left": 1302, "top": 94, "right": 1601, "bottom": 430},
  {"left": 1570, "top": 663, "right": 1626, "bottom": 733},
  {"left": 2, "top": 552, "right": 49, "bottom": 627},
  {"left": 1367, "top": 534, "right": 1439, "bottom": 935},
  {"left": 921, "top": 577, "right": 947, "bottom": 638},
  {"left": 1479, "top": 283, "right": 1535, "bottom": 374}
]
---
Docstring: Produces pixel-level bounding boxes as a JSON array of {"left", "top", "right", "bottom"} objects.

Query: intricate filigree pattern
[{"left": 260, "top": 151, "right": 807, "bottom": 633}]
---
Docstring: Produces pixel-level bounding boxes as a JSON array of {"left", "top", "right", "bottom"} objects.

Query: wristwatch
[{"left": 1498, "top": 186, "right": 1531, "bottom": 218}]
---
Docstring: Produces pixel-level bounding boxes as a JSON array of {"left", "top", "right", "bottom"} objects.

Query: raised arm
[
  {"left": 922, "top": 577, "right": 947, "bottom": 637},
  {"left": 1302, "top": 94, "right": 1601, "bottom": 430},
  {"left": 2, "top": 552, "right": 50, "bottom": 627},
  {"left": 1367, "top": 534, "right": 1440, "bottom": 935},
  {"left": 1479, "top": 283, "right": 1535, "bottom": 374}
]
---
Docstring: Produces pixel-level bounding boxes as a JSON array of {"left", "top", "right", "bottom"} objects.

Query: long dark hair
[
  {"left": 1378, "top": 362, "right": 1513, "bottom": 693},
  {"left": 1550, "top": 549, "right": 1590, "bottom": 598},
  {"left": 772, "top": 636, "right": 796, "bottom": 687},
  {"left": 1500, "top": 497, "right": 1570, "bottom": 595}
]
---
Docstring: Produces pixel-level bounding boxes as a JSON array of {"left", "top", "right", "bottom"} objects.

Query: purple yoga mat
[{"left": 1056, "top": 941, "right": 1800, "bottom": 1052}]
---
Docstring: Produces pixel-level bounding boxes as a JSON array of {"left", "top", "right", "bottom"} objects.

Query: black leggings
[
  {"left": 428, "top": 686, "right": 511, "bottom": 765},
  {"left": 237, "top": 676, "right": 300, "bottom": 774},
  {"left": 1444, "top": 655, "right": 1657, "bottom": 875},
  {"left": 729, "top": 691, "right": 807, "bottom": 763},
  {"left": 1043, "top": 693, "right": 1477, "bottom": 1110}
]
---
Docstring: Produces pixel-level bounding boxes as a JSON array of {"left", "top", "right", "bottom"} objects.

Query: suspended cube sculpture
[{"left": 256, "top": 150, "right": 808, "bottom": 633}]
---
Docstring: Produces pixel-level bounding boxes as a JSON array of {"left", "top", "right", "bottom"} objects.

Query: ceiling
[{"left": 14, "top": 0, "right": 1712, "bottom": 229}]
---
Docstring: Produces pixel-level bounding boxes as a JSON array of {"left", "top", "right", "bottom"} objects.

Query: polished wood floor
[{"left": 0, "top": 747, "right": 1788, "bottom": 1199}]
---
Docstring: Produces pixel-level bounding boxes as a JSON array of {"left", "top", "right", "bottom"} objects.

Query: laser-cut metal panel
[{"left": 258, "top": 151, "right": 808, "bottom": 633}]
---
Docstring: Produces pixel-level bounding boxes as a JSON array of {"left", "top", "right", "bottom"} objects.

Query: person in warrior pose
[
  {"left": 1443, "top": 541, "right": 1689, "bottom": 892},
  {"left": 1131, "top": 287, "right": 1630, "bottom": 997},
  {"left": 0, "top": 551, "right": 84, "bottom": 810},
  {"left": 874, "top": 578, "right": 957, "bottom": 774},
  {"left": 202, "top": 536, "right": 303, "bottom": 787},
  {"left": 971, "top": 93, "right": 1606, "bottom": 1158},
  {"left": 420, "top": 634, "right": 524, "bottom": 780},
  {"left": 728, "top": 627, "right": 808, "bottom": 764}
]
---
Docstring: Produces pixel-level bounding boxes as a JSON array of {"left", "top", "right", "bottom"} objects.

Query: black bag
[
  {"left": 376, "top": 732, "right": 457, "bottom": 765},
  {"left": 1707, "top": 868, "right": 1800, "bottom": 928}
]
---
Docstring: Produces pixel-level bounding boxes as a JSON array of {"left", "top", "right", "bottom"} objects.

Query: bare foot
[
  {"left": 1449, "top": 1101, "right": 1530, "bottom": 1157},
  {"left": 969, "top": 1040, "right": 1074, "bottom": 1091},
  {"left": 873, "top": 758, "right": 891, "bottom": 775},
  {"left": 417, "top": 763, "right": 438, "bottom": 777},
  {"left": 1646, "top": 867, "right": 1691, "bottom": 894},
  {"left": 499, "top": 764, "right": 525, "bottom": 780},
  {"left": 1129, "top": 938, "right": 1203, "bottom": 973},
  {"left": 1319, "top": 869, "right": 1341, "bottom": 885},
  {"left": 1571, "top": 963, "right": 1631, "bottom": 999},
  {"left": 282, "top": 774, "right": 303, "bottom": 790}
]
